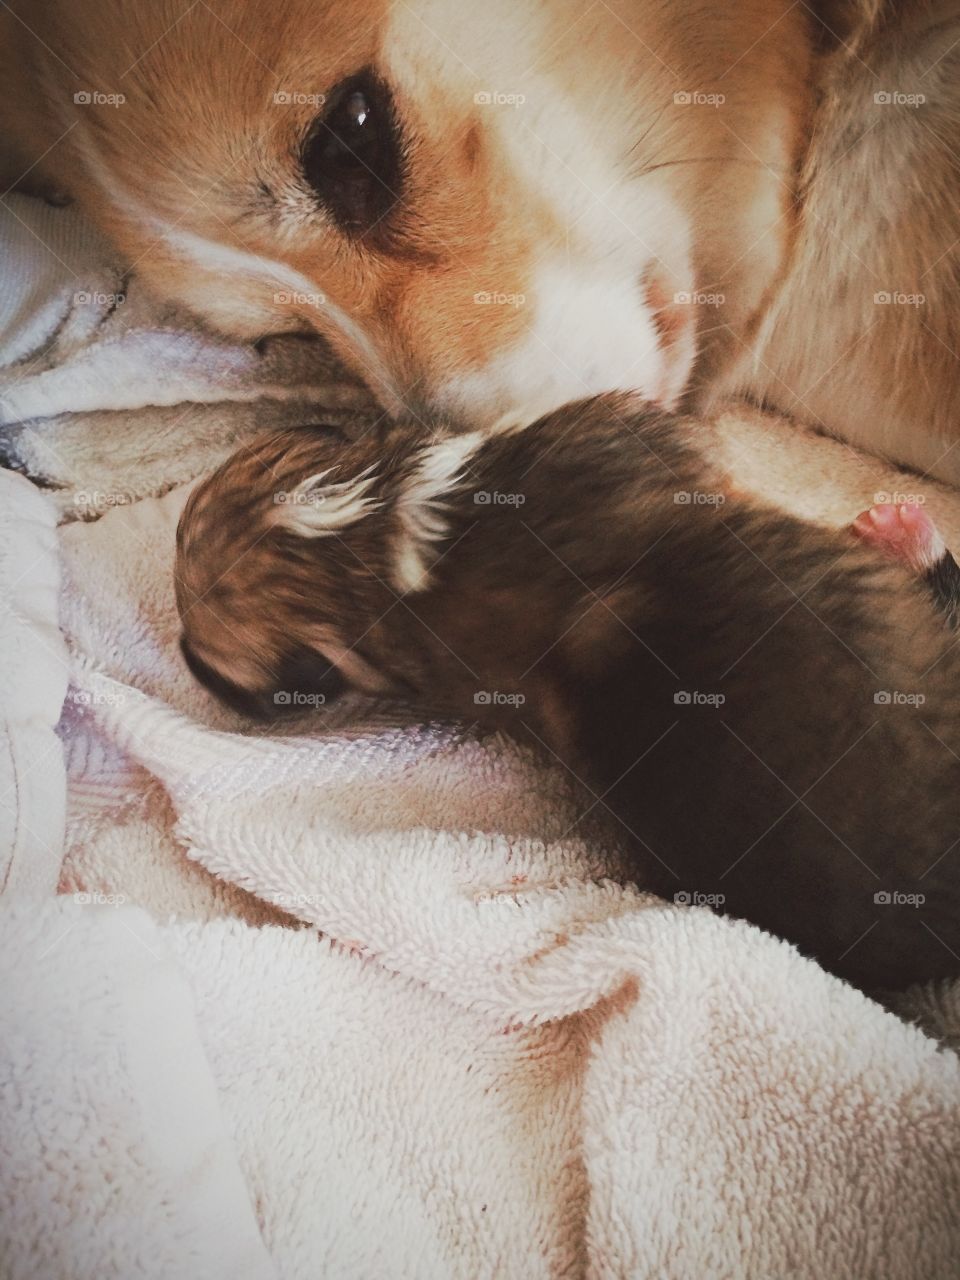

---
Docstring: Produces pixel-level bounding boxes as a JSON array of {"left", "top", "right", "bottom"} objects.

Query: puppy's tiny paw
[{"left": 851, "top": 502, "right": 945, "bottom": 574}]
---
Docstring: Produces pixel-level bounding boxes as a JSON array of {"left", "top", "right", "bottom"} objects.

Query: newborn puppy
[{"left": 176, "top": 394, "right": 960, "bottom": 990}]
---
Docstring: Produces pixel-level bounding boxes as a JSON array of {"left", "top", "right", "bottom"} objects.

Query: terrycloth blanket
[
  {"left": 0, "top": 194, "right": 378, "bottom": 519},
  {"left": 2, "top": 194, "right": 960, "bottom": 1280}
]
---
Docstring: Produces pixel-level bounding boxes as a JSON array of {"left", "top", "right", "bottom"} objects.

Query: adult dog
[{"left": 2, "top": 0, "right": 957, "bottom": 476}]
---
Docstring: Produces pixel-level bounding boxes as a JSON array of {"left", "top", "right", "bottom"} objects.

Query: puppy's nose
[{"left": 180, "top": 634, "right": 273, "bottom": 718}]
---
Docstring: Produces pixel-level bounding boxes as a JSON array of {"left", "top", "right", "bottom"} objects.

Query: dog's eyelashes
[{"left": 301, "top": 71, "right": 400, "bottom": 235}]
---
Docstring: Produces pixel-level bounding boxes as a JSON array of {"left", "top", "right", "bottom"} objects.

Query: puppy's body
[
  {"left": 177, "top": 395, "right": 960, "bottom": 990},
  {"left": 4, "top": 1, "right": 959, "bottom": 476}
]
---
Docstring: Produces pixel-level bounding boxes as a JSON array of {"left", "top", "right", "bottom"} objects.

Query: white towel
[
  {"left": 50, "top": 414, "right": 960, "bottom": 1279},
  {"left": 0, "top": 469, "right": 67, "bottom": 899},
  {"left": 0, "top": 194, "right": 379, "bottom": 520},
  {"left": 0, "top": 898, "right": 277, "bottom": 1280},
  {"left": 2, "top": 193, "right": 960, "bottom": 1279}
]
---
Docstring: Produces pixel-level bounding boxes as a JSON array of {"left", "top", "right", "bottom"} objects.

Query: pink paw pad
[{"left": 851, "top": 502, "right": 945, "bottom": 574}]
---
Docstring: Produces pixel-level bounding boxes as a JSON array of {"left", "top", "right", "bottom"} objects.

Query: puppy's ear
[{"left": 272, "top": 465, "right": 380, "bottom": 537}]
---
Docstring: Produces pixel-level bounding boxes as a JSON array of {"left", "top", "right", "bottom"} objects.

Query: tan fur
[{"left": 723, "top": 0, "right": 960, "bottom": 479}]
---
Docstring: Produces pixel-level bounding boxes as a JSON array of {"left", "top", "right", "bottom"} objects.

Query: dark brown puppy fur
[{"left": 176, "top": 394, "right": 960, "bottom": 990}]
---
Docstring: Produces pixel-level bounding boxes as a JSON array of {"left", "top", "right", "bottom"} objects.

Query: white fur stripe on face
[
  {"left": 392, "top": 431, "right": 486, "bottom": 593},
  {"left": 271, "top": 431, "right": 484, "bottom": 590},
  {"left": 68, "top": 121, "right": 406, "bottom": 415},
  {"left": 160, "top": 226, "right": 406, "bottom": 407}
]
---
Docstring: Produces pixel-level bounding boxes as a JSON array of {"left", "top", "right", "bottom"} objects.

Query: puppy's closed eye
[
  {"left": 274, "top": 649, "right": 348, "bottom": 710},
  {"left": 301, "top": 69, "right": 401, "bottom": 235},
  {"left": 180, "top": 636, "right": 347, "bottom": 719}
]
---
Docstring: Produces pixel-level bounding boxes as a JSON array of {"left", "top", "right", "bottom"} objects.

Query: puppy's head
[
  {"left": 175, "top": 421, "right": 483, "bottom": 717},
  {"left": 17, "top": 0, "right": 813, "bottom": 422}
]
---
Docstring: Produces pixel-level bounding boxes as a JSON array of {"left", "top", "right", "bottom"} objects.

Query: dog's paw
[{"left": 851, "top": 502, "right": 945, "bottom": 574}]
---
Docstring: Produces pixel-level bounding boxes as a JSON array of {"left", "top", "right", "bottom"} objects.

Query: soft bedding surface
[{"left": 1, "top": 193, "right": 959, "bottom": 1280}]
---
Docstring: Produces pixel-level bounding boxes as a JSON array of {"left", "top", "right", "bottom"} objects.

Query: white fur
[
  {"left": 434, "top": 258, "right": 695, "bottom": 429},
  {"left": 392, "top": 432, "right": 485, "bottom": 593},
  {"left": 273, "top": 465, "right": 380, "bottom": 537}
]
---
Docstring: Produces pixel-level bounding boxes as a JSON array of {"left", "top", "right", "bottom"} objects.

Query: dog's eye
[{"left": 301, "top": 72, "right": 400, "bottom": 234}]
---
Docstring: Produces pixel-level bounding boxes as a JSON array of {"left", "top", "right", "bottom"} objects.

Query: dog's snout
[
  {"left": 427, "top": 258, "right": 697, "bottom": 429},
  {"left": 179, "top": 635, "right": 272, "bottom": 718}
]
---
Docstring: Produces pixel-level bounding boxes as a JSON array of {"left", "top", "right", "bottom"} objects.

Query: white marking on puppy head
[
  {"left": 392, "top": 432, "right": 485, "bottom": 593},
  {"left": 273, "top": 465, "right": 380, "bottom": 537}
]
